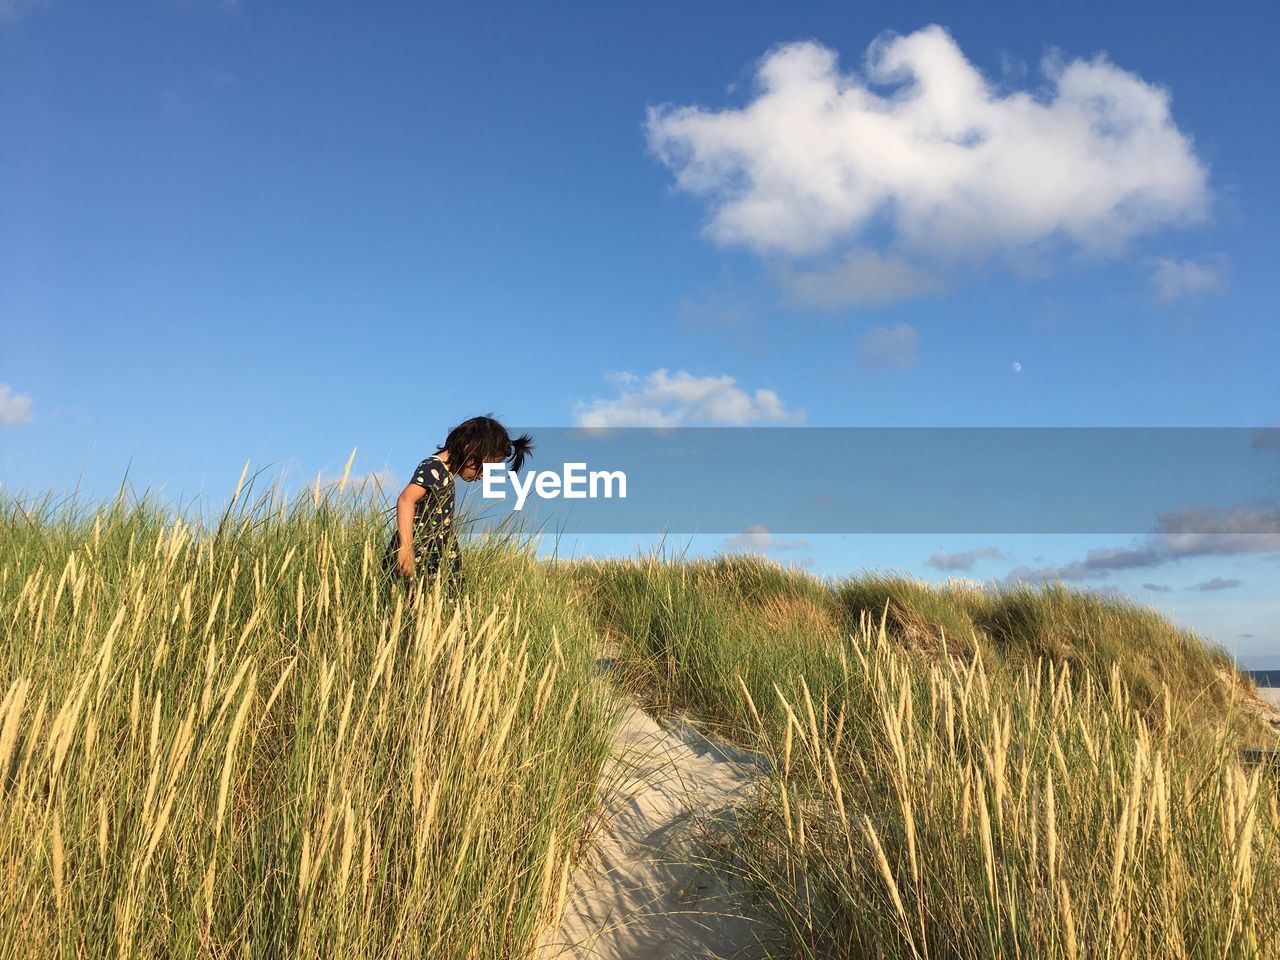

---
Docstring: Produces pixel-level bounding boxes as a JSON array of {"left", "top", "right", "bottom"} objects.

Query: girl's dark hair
[{"left": 436, "top": 416, "right": 533, "bottom": 474}]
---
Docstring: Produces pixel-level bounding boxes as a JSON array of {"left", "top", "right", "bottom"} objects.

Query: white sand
[
  {"left": 538, "top": 662, "right": 782, "bottom": 960},
  {"left": 1259, "top": 687, "right": 1280, "bottom": 710}
]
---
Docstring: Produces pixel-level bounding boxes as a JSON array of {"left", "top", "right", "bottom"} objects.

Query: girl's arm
[{"left": 395, "top": 483, "right": 426, "bottom": 559}]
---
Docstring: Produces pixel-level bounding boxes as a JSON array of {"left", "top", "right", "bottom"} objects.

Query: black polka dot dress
[{"left": 383, "top": 455, "right": 463, "bottom": 591}]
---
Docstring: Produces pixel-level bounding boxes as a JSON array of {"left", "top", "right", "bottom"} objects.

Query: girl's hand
[{"left": 396, "top": 548, "right": 416, "bottom": 578}]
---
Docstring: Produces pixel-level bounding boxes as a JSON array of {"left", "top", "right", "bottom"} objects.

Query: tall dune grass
[
  {"left": 5, "top": 484, "right": 1277, "bottom": 959},
  {"left": 737, "top": 620, "right": 1280, "bottom": 958},
  {"left": 579, "top": 556, "right": 1263, "bottom": 741},
  {"left": 583, "top": 554, "right": 1280, "bottom": 958},
  {"left": 0, "top": 485, "right": 616, "bottom": 958}
]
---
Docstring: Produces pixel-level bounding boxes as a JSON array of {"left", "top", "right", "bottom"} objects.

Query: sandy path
[{"left": 538, "top": 652, "right": 783, "bottom": 960}]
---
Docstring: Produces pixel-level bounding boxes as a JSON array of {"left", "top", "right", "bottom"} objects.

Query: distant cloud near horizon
[
  {"left": 722, "top": 523, "right": 811, "bottom": 553},
  {"left": 0, "top": 384, "right": 33, "bottom": 425},
  {"left": 573, "top": 369, "right": 803, "bottom": 427},
  {"left": 1251, "top": 427, "right": 1280, "bottom": 452},
  {"left": 1142, "top": 582, "right": 1174, "bottom": 592},
  {"left": 647, "top": 25, "right": 1209, "bottom": 301},
  {"left": 1192, "top": 577, "right": 1243, "bottom": 592},
  {"left": 928, "top": 546, "right": 1005, "bottom": 571},
  {"left": 1005, "top": 504, "right": 1280, "bottom": 583},
  {"left": 315, "top": 468, "right": 397, "bottom": 497}
]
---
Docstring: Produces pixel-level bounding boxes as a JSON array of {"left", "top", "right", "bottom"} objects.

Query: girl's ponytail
[
  {"left": 508, "top": 433, "right": 534, "bottom": 473},
  {"left": 438, "top": 416, "right": 532, "bottom": 474}
]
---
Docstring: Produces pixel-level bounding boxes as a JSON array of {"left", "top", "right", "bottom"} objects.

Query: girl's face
[{"left": 458, "top": 456, "right": 503, "bottom": 482}]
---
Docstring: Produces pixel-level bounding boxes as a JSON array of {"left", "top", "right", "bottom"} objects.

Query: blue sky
[{"left": 1, "top": 1, "right": 1276, "bottom": 663}]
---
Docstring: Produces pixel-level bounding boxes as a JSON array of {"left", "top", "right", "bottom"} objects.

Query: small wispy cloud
[
  {"left": 573, "top": 369, "right": 803, "bottom": 428},
  {"left": 722, "top": 524, "right": 811, "bottom": 553},
  {"left": 0, "top": 384, "right": 33, "bottom": 425},
  {"left": 1149, "top": 254, "right": 1227, "bottom": 303},
  {"left": 1251, "top": 427, "right": 1280, "bottom": 453},
  {"left": 678, "top": 293, "right": 754, "bottom": 332},
  {"left": 784, "top": 251, "right": 943, "bottom": 309},
  {"left": 858, "top": 323, "right": 920, "bottom": 372},
  {"left": 1004, "top": 504, "right": 1280, "bottom": 584},
  {"left": 927, "top": 546, "right": 1005, "bottom": 571},
  {"left": 1142, "top": 582, "right": 1174, "bottom": 593},
  {"left": 0, "top": 0, "right": 49, "bottom": 23},
  {"left": 168, "top": 0, "right": 240, "bottom": 11},
  {"left": 313, "top": 467, "right": 398, "bottom": 498},
  {"left": 1191, "top": 577, "right": 1243, "bottom": 592}
]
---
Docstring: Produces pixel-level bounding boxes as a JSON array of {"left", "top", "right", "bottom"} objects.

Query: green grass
[
  {"left": 0, "top": 486, "right": 616, "bottom": 959},
  {"left": 834, "top": 573, "right": 1244, "bottom": 732},
  {"left": 583, "top": 553, "right": 1280, "bottom": 959},
  {"left": 578, "top": 557, "right": 1260, "bottom": 744},
  {"left": 2, "top": 488, "right": 1275, "bottom": 959}
]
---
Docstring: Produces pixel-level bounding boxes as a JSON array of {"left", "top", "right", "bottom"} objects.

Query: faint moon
[{"left": 1011, "top": 362, "right": 1022, "bottom": 373}]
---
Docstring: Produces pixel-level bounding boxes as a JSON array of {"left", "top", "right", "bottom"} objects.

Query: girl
[{"left": 383, "top": 416, "right": 533, "bottom": 594}]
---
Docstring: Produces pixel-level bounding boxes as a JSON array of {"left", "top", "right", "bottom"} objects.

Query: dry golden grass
[
  {"left": 584, "top": 554, "right": 1280, "bottom": 959},
  {"left": 726, "top": 620, "right": 1280, "bottom": 958},
  {"left": 0, "top": 491, "right": 615, "bottom": 959},
  {"left": 5, "top": 498, "right": 1276, "bottom": 959}
]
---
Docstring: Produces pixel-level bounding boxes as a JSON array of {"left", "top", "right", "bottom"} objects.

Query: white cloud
[
  {"left": 0, "top": 384, "right": 33, "bottom": 425},
  {"left": 858, "top": 323, "right": 920, "bottom": 371},
  {"left": 646, "top": 25, "right": 1208, "bottom": 263},
  {"left": 0, "top": 0, "right": 48, "bottom": 22},
  {"left": 784, "top": 250, "right": 943, "bottom": 309},
  {"left": 313, "top": 467, "right": 398, "bottom": 498},
  {"left": 927, "top": 546, "right": 1005, "bottom": 571},
  {"left": 722, "top": 524, "right": 811, "bottom": 552},
  {"left": 573, "top": 369, "right": 803, "bottom": 427},
  {"left": 342, "top": 468, "right": 398, "bottom": 495},
  {"left": 1149, "top": 254, "right": 1226, "bottom": 302}
]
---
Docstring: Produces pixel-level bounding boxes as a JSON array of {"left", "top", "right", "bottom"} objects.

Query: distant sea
[{"left": 1249, "top": 670, "right": 1280, "bottom": 688}]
